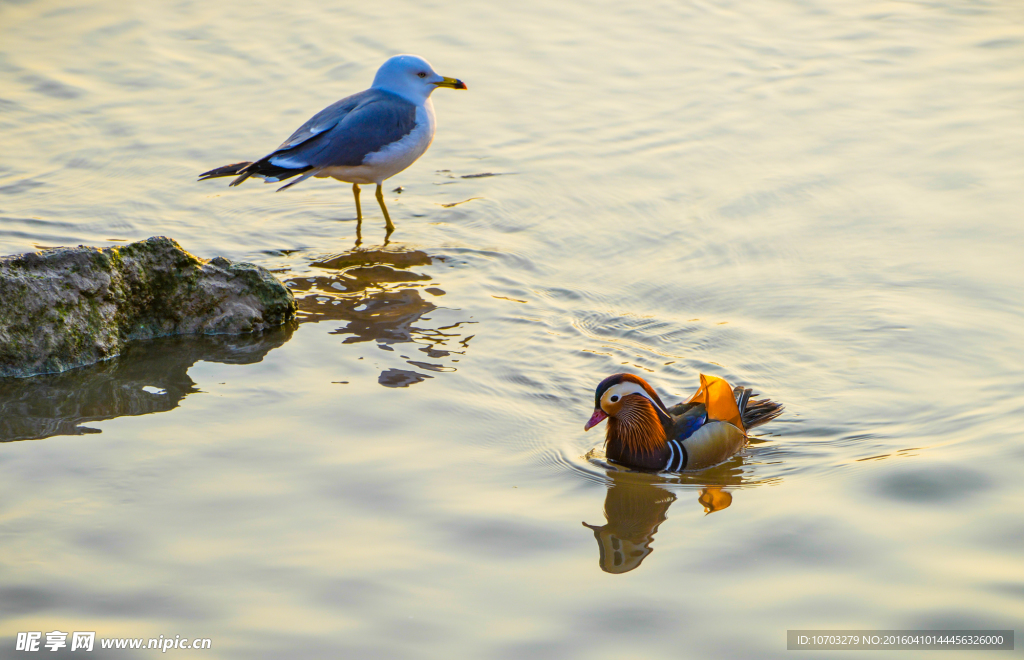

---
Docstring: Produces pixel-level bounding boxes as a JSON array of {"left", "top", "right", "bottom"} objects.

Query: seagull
[{"left": 199, "top": 54, "right": 467, "bottom": 233}]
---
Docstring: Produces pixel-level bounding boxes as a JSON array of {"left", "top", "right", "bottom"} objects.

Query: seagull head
[{"left": 371, "top": 54, "right": 467, "bottom": 104}]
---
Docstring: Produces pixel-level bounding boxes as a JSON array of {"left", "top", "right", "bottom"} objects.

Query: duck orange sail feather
[{"left": 687, "top": 373, "right": 745, "bottom": 433}]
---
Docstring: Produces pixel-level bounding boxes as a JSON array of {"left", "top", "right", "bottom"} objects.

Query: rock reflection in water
[
  {"left": 288, "top": 247, "right": 473, "bottom": 388},
  {"left": 0, "top": 245, "right": 470, "bottom": 442},
  {"left": 0, "top": 326, "right": 294, "bottom": 442}
]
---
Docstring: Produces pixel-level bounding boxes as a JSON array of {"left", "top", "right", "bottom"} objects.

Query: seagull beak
[
  {"left": 436, "top": 76, "right": 467, "bottom": 90},
  {"left": 584, "top": 408, "right": 608, "bottom": 431}
]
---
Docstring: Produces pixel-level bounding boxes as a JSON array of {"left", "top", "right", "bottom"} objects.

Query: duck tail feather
[
  {"left": 733, "top": 386, "right": 753, "bottom": 416},
  {"left": 742, "top": 396, "right": 784, "bottom": 429}
]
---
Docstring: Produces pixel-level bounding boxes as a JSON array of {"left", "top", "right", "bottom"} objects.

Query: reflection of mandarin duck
[
  {"left": 697, "top": 486, "right": 733, "bottom": 513},
  {"left": 584, "top": 373, "right": 783, "bottom": 472},
  {"left": 583, "top": 477, "right": 676, "bottom": 574}
]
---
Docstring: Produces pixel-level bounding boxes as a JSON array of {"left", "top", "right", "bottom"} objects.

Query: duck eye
[
  {"left": 417, "top": 72, "right": 427, "bottom": 78},
  {"left": 610, "top": 395, "right": 620, "bottom": 403}
]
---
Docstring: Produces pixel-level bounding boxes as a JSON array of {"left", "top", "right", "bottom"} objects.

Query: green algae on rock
[{"left": 0, "top": 237, "right": 296, "bottom": 378}]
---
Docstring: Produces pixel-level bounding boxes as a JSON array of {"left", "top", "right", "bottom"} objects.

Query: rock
[{"left": 0, "top": 236, "right": 296, "bottom": 378}]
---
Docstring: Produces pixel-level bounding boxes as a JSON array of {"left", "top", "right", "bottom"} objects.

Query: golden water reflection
[
  {"left": 582, "top": 475, "right": 734, "bottom": 574},
  {"left": 0, "top": 326, "right": 294, "bottom": 442},
  {"left": 287, "top": 246, "right": 474, "bottom": 388},
  {"left": 0, "top": 245, "right": 473, "bottom": 440},
  {"left": 583, "top": 471, "right": 677, "bottom": 574},
  {"left": 583, "top": 448, "right": 779, "bottom": 573}
]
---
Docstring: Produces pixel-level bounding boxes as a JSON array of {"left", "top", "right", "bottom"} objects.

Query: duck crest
[
  {"left": 606, "top": 395, "right": 666, "bottom": 456},
  {"left": 595, "top": 373, "right": 670, "bottom": 416}
]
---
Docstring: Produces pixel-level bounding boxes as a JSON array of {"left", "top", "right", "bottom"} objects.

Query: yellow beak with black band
[{"left": 436, "top": 76, "right": 468, "bottom": 90}]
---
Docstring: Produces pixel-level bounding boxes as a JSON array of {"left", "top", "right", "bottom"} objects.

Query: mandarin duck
[{"left": 584, "top": 373, "right": 783, "bottom": 472}]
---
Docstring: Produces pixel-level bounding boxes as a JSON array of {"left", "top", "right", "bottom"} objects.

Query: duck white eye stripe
[{"left": 607, "top": 382, "right": 671, "bottom": 417}]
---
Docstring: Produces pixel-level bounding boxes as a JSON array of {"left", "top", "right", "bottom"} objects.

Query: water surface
[{"left": 2, "top": 0, "right": 1023, "bottom": 657}]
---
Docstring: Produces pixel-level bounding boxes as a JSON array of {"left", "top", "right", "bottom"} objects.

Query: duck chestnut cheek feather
[{"left": 607, "top": 395, "right": 668, "bottom": 457}]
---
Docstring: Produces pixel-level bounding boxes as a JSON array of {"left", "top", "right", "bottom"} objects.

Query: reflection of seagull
[
  {"left": 584, "top": 373, "right": 783, "bottom": 471},
  {"left": 199, "top": 55, "right": 467, "bottom": 233}
]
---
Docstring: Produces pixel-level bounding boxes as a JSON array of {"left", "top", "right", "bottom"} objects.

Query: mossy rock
[{"left": 0, "top": 236, "right": 296, "bottom": 378}]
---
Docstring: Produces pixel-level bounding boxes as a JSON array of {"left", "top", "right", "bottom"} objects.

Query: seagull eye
[
  {"left": 417, "top": 72, "right": 427, "bottom": 78},
  {"left": 610, "top": 395, "right": 620, "bottom": 403}
]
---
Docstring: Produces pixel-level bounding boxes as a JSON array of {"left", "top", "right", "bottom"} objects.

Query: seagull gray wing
[
  {"left": 268, "top": 89, "right": 418, "bottom": 169},
  {"left": 273, "top": 90, "right": 369, "bottom": 152}
]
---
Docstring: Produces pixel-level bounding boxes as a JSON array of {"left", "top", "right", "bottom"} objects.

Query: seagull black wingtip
[{"left": 197, "top": 162, "right": 252, "bottom": 181}]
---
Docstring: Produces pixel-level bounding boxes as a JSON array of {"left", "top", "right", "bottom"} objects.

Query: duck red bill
[{"left": 584, "top": 409, "right": 608, "bottom": 431}]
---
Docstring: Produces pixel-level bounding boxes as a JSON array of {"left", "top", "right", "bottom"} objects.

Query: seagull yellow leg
[
  {"left": 352, "top": 183, "right": 362, "bottom": 221},
  {"left": 375, "top": 183, "right": 395, "bottom": 233}
]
